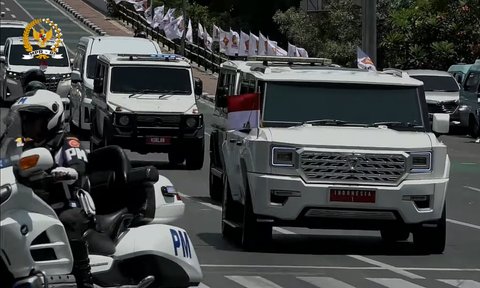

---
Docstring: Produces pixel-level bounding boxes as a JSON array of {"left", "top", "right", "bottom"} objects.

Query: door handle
[
  {"left": 236, "top": 140, "right": 243, "bottom": 146},
  {"left": 229, "top": 138, "right": 236, "bottom": 143}
]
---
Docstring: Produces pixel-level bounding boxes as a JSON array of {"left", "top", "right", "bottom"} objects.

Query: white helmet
[{"left": 10, "top": 90, "right": 65, "bottom": 145}]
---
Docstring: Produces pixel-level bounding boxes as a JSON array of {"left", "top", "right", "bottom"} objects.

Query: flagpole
[{"left": 180, "top": 0, "right": 187, "bottom": 56}]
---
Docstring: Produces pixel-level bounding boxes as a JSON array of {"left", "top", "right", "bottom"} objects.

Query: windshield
[
  {"left": 262, "top": 82, "right": 425, "bottom": 130},
  {"left": 8, "top": 44, "right": 69, "bottom": 67},
  {"left": 0, "top": 28, "right": 25, "bottom": 45},
  {"left": 86, "top": 54, "right": 98, "bottom": 79},
  {"left": 410, "top": 75, "right": 459, "bottom": 92},
  {"left": 110, "top": 66, "right": 192, "bottom": 94},
  {"left": 0, "top": 111, "right": 25, "bottom": 169}
]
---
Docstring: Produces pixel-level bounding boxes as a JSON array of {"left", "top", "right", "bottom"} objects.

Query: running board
[{"left": 223, "top": 219, "right": 242, "bottom": 229}]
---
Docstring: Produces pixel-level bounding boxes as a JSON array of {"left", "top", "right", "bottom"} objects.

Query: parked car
[
  {"left": 69, "top": 36, "right": 162, "bottom": 132},
  {"left": 0, "top": 20, "right": 28, "bottom": 55},
  {"left": 405, "top": 69, "right": 477, "bottom": 134}
]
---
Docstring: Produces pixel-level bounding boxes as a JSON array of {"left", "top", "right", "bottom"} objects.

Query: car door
[
  {"left": 91, "top": 62, "right": 108, "bottom": 138},
  {"left": 462, "top": 70, "right": 480, "bottom": 119},
  {"left": 70, "top": 46, "right": 86, "bottom": 126}
]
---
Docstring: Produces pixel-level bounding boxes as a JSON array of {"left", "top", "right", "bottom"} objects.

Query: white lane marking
[
  {"left": 447, "top": 219, "right": 480, "bottom": 230},
  {"left": 464, "top": 186, "right": 480, "bottom": 193},
  {"left": 193, "top": 284, "right": 211, "bottom": 288},
  {"left": 1, "top": 2, "right": 5, "bottom": 5},
  {"left": 367, "top": 278, "right": 426, "bottom": 288},
  {"left": 5, "top": 7, "right": 9, "bottom": 11},
  {"left": 11, "top": 14, "right": 16, "bottom": 18},
  {"left": 439, "top": 279, "right": 480, "bottom": 288},
  {"left": 11, "top": 0, "right": 35, "bottom": 19},
  {"left": 298, "top": 277, "right": 356, "bottom": 288},
  {"left": 226, "top": 276, "right": 283, "bottom": 288},
  {"left": 461, "top": 163, "right": 478, "bottom": 165},
  {"left": 350, "top": 255, "right": 424, "bottom": 279},
  {"left": 200, "top": 264, "right": 480, "bottom": 272},
  {"left": 180, "top": 193, "right": 426, "bottom": 279}
]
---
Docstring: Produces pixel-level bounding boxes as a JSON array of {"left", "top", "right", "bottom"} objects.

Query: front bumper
[{"left": 247, "top": 173, "right": 448, "bottom": 229}]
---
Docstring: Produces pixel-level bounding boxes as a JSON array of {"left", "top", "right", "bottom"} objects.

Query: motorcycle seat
[
  {"left": 95, "top": 208, "right": 132, "bottom": 240},
  {"left": 84, "top": 228, "right": 116, "bottom": 256}
]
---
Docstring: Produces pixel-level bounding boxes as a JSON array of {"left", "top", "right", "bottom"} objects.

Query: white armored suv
[{"left": 210, "top": 56, "right": 451, "bottom": 253}]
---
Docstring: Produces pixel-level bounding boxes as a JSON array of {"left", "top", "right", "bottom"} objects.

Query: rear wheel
[
  {"left": 209, "top": 160, "right": 223, "bottom": 201},
  {"left": 185, "top": 140, "right": 204, "bottom": 170},
  {"left": 221, "top": 176, "right": 237, "bottom": 240}
]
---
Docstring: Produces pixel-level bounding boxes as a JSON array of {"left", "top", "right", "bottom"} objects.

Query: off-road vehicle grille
[{"left": 300, "top": 151, "right": 407, "bottom": 185}]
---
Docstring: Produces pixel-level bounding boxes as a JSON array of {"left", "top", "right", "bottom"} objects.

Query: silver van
[{"left": 69, "top": 36, "right": 162, "bottom": 132}]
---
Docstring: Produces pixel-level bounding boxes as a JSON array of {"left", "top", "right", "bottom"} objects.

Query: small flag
[
  {"left": 227, "top": 93, "right": 260, "bottom": 130},
  {"left": 357, "top": 47, "right": 376, "bottom": 71}
]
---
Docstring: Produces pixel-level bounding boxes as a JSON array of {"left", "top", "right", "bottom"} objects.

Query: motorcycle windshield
[{"left": 0, "top": 111, "right": 24, "bottom": 169}]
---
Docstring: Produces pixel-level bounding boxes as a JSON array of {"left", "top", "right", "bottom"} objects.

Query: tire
[
  {"left": 413, "top": 202, "right": 446, "bottom": 254},
  {"left": 240, "top": 188, "right": 272, "bottom": 251},
  {"left": 209, "top": 159, "right": 223, "bottom": 201},
  {"left": 185, "top": 140, "right": 204, "bottom": 170},
  {"left": 380, "top": 228, "right": 410, "bottom": 243},
  {"left": 168, "top": 151, "right": 185, "bottom": 165},
  {"left": 221, "top": 176, "right": 237, "bottom": 240}
]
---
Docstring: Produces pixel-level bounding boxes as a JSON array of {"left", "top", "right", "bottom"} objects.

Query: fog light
[
  {"left": 402, "top": 195, "right": 430, "bottom": 209},
  {"left": 271, "top": 190, "right": 300, "bottom": 206}
]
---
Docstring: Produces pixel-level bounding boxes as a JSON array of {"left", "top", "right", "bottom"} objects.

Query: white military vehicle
[
  {"left": 69, "top": 36, "right": 162, "bottom": 132},
  {"left": 90, "top": 53, "right": 205, "bottom": 169},
  {"left": 210, "top": 56, "right": 451, "bottom": 254}
]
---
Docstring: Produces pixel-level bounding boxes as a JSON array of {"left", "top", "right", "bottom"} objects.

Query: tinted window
[
  {"left": 263, "top": 82, "right": 424, "bottom": 129},
  {"left": 8, "top": 44, "right": 69, "bottom": 67},
  {"left": 464, "top": 72, "right": 480, "bottom": 92},
  {"left": 0, "top": 28, "right": 25, "bottom": 44},
  {"left": 86, "top": 55, "right": 98, "bottom": 79},
  {"left": 410, "top": 75, "right": 459, "bottom": 92},
  {"left": 110, "top": 66, "right": 192, "bottom": 94}
]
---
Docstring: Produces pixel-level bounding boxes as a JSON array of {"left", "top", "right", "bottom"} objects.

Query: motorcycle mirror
[{"left": 17, "top": 147, "right": 54, "bottom": 178}]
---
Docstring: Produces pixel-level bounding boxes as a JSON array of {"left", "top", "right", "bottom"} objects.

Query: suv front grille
[
  {"left": 300, "top": 151, "right": 407, "bottom": 185},
  {"left": 427, "top": 101, "right": 458, "bottom": 114},
  {"left": 136, "top": 115, "right": 181, "bottom": 128},
  {"left": 45, "top": 77, "right": 61, "bottom": 92}
]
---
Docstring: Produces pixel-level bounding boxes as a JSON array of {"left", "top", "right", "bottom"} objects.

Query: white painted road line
[
  {"left": 195, "top": 284, "right": 211, "bottom": 288},
  {"left": 1, "top": 2, "right": 5, "bottom": 5},
  {"left": 298, "top": 277, "right": 356, "bottom": 288},
  {"left": 447, "top": 219, "right": 480, "bottom": 230},
  {"left": 349, "top": 255, "right": 424, "bottom": 279},
  {"left": 439, "top": 279, "right": 480, "bottom": 288},
  {"left": 226, "top": 276, "right": 283, "bottom": 288},
  {"left": 5, "top": 7, "right": 10, "bottom": 11},
  {"left": 464, "top": 186, "right": 480, "bottom": 193},
  {"left": 367, "top": 278, "right": 426, "bottom": 288},
  {"left": 11, "top": 14, "right": 16, "bottom": 18}
]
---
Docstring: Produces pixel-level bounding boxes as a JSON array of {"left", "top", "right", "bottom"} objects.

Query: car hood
[
  {"left": 107, "top": 94, "right": 197, "bottom": 113},
  {"left": 425, "top": 91, "right": 459, "bottom": 103},
  {"left": 261, "top": 125, "right": 433, "bottom": 150}
]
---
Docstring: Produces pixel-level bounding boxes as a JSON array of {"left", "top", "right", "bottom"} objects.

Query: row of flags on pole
[{"left": 114, "top": 0, "right": 309, "bottom": 57}]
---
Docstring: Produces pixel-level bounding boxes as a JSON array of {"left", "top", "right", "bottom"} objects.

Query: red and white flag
[{"left": 227, "top": 93, "right": 260, "bottom": 130}]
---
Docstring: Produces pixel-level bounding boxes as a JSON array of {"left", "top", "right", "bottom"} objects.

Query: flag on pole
[
  {"left": 248, "top": 33, "right": 259, "bottom": 56},
  {"left": 186, "top": 19, "right": 193, "bottom": 43},
  {"left": 357, "top": 47, "right": 377, "bottom": 71},
  {"left": 198, "top": 23, "right": 205, "bottom": 40},
  {"left": 227, "top": 93, "right": 260, "bottom": 130},
  {"left": 212, "top": 24, "right": 221, "bottom": 41},
  {"left": 239, "top": 31, "right": 249, "bottom": 56}
]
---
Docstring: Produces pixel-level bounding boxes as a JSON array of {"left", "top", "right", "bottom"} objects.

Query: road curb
[
  {"left": 51, "top": 0, "right": 107, "bottom": 36},
  {"left": 201, "top": 94, "right": 214, "bottom": 104}
]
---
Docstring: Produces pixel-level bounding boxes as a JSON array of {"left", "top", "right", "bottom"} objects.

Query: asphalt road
[{"left": 2, "top": 1, "right": 480, "bottom": 287}]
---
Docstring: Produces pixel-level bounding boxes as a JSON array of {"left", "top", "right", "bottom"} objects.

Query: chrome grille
[
  {"left": 136, "top": 115, "right": 181, "bottom": 128},
  {"left": 427, "top": 101, "right": 458, "bottom": 114},
  {"left": 300, "top": 151, "right": 407, "bottom": 185}
]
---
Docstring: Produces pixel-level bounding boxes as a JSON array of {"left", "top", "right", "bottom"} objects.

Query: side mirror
[
  {"left": 16, "top": 147, "right": 54, "bottom": 178},
  {"left": 93, "top": 77, "right": 103, "bottom": 94},
  {"left": 71, "top": 70, "right": 82, "bottom": 84},
  {"left": 215, "top": 87, "right": 228, "bottom": 108},
  {"left": 0, "top": 56, "right": 5, "bottom": 64},
  {"left": 70, "top": 58, "right": 74, "bottom": 65},
  {"left": 432, "top": 113, "right": 450, "bottom": 135},
  {"left": 194, "top": 78, "right": 203, "bottom": 97}
]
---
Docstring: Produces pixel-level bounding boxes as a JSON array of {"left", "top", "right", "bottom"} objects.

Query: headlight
[
  {"left": 118, "top": 115, "right": 130, "bottom": 126},
  {"left": 185, "top": 117, "right": 197, "bottom": 128},
  {"left": 409, "top": 152, "right": 432, "bottom": 172},
  {"left": 271, "top": 147, "right": 296, "bottom": 167}
]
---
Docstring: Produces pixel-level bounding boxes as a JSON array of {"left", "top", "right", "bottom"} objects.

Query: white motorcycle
[{"left": 0, "top": 115, "right": 203, "bottom": 288}]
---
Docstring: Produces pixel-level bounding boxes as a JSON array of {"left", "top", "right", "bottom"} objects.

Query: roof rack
[
  {"left": 245, "top": 56, "right": 332, "bottom": 66},
  {"left": 381, "top": 68, "right": 407, "bottom": 78},
  {"left": 115, "top": 53, "right": 189, "bottom": 62}
]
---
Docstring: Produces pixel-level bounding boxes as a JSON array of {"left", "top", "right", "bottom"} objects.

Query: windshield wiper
[
  {"left": 301, "top": 119, "right": 368, "bottom": 127},
  {"left": 128, "top": 89, "right": 166, "bottom": 98},
  {"left": 157, "top": 90, "right": 191, "bottom": 98},
  {"left": 368, "top": 121, "right": 421, "bottom": 128}
]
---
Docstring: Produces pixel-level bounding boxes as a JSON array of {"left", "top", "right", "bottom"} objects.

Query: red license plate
[
  {"left": 330, "top": 189, "right": 376, "bottom": 203},
  {"left": 146, "top": 136, "right": 171, "bottom": 145}
]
